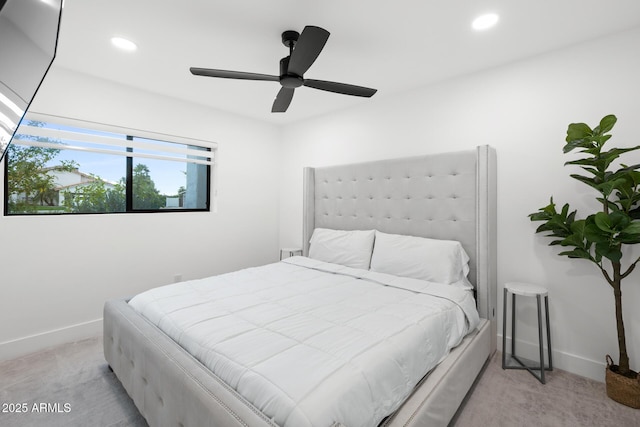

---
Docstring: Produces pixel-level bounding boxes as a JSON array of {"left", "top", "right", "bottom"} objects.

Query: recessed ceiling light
[
  {"left": 472, "top": 13, "right": 499, "bottom": 31},
  {"left": 111, "top": 36, "right": 137, "bottom": 51}
]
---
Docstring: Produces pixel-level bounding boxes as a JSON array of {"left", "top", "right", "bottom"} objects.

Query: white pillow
[
  {"left": 308, "top": 228, "right": 375, "bottom": 270},
  {"left": 370, "top": 231, "right": 471, "bottom": 287}
]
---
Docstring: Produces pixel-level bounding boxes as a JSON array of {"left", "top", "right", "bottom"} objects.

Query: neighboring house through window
[{"left": 8, "top": 167, "right": 118, "bottom": 212}]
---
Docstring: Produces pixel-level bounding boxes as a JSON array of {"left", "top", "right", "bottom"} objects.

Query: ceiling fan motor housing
[{"left": 279, "top": 56, "right": 303, "bottom": 88}]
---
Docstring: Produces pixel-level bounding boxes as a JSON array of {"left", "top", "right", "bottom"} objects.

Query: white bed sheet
[{"left": 128, "top": 257, "right": 480, "bottom": 427}]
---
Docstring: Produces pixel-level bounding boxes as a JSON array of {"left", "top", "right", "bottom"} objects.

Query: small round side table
[{"left": 502, "top": 282, "right": 553, "bottom": 384}]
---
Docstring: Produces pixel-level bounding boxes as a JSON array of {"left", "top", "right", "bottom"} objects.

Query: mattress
[{"left": 128, "top": 256, "right": 480, "bottom": 427}]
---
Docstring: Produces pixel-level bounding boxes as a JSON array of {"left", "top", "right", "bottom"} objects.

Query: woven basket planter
[{"left": 605, "top": 355, "right": 640, "bottom": 409}]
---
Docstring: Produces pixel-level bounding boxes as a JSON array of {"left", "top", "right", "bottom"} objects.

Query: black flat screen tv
[{"left": 0, "top": 0, "right": 62, "bottom": 162}]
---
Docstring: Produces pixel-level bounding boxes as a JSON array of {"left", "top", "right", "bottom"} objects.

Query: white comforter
[{"left": 129, "top": 257, "right": 480, "bottom": 427}]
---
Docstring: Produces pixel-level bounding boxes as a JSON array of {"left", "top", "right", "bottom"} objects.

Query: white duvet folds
[{"left": 129, "top": 257, "right": 480, "bottom": 427}]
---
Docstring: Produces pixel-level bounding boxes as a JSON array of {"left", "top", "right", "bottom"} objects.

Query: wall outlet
[{"left": 174, "top": 274, "right": 182, "bottom": 283}]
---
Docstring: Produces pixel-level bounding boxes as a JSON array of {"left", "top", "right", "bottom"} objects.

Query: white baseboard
[
  {"left": 499, "top": 334, "right": 606, "bottom": 382},
  {"left": 0, "top": 318, "right": 103, "bottom": 362}
]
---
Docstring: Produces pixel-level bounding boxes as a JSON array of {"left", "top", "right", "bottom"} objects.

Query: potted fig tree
[{"left": 529, "top": 114, "right": 640, "bottom": 408}]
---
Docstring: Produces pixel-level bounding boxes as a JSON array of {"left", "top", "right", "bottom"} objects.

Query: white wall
[
  {"left": 0, "top": 67, "right": 282, "bottom": 359},
  {"left": 278, "top": 28, "right": 640, "bottom": 381}
]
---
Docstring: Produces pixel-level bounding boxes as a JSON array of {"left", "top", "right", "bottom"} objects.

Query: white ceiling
[{"left": 54, "top": 0, "right": 640, "bottom": 125}]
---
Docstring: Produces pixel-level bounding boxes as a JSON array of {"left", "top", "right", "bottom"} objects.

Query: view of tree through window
[{"left": 4, "top": 119, "right": 212, "bottom": 215}]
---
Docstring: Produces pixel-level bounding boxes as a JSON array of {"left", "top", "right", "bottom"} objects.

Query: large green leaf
[
  {"left": 598, "top": 114, "right": 617, "bottom": 134},
  {"left": 595, "top": 241, "right": 622, "bottom": 262},
  {"left": 594, "top": 211, "right": 612, "bottom": 231},
  {"left": 565, "top": 157, "right": 600, "bottom": 167},
  {"left": 566, "top": 122, "right": 592, "bottom": 143},
  {"left": 530, "top": 211, "right": 551, "bottom": 222},
  {"left": 594, "top": 211, "right": 630, "bottom": 233},
  {"left": 571, "top": 219, "right": 586, "bottom": 233},
  {"left": 619, "top": 233, "right": 640, "bottom": 244},
  {"left": 560, "top": 234, "right": 585, "bottom": 248},
  {"left": 599, "top": 147, "right": 640, "bottom": 171},
  {"left": 563, "top": 219, "right": 587, "bottom": 248},
  {"left": 563, "top": 139, "right": 596, "bottom": 154},
  {"left": 558, "top": 248, "right": 593, "bottom": 260},
  {"left": 610, "top": 211, "right": 631, "bottom": 231},
  {"left": 606, "top": 164, "right": 640, "bottom": 182},
  {"left": 584, "top": 222, "right": 610, "bottom": 243},
  {"left": 565, "top": 147, "right": 640, "bottom": 175},
  {"left": 618, "top": 221, "right": 640, "bottom": 244}
]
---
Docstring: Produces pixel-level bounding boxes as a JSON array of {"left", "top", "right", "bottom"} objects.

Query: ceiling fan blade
[
  {"left": 190, "top": 67, "right": 279, "bottom": 82},
  {"left": 303, "top": 79, "right": 377, "bottom": 97},
  {"left": 287, "top": 26, "right": 330, "bottom": 76},
  {"left": 272, "top": 87, "right": 295, "bottom": 113}
]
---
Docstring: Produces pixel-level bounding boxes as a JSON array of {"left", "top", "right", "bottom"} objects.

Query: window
[{"left": 3, "top": 114, "right": 215, "bottom": 215}]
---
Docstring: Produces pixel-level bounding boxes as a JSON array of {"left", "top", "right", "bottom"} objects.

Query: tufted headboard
[{"left": 302, "top": 146, "right": 497, "bottom": 341}]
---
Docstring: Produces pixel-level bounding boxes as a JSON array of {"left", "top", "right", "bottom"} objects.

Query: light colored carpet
[
  {"left": 452, "top": 354, "right": 639, "bottom": 427},
  {"left": 0, "top": 336, "right": 146, "bottom": 427},
  {"left": 0, "top": 336, "right": 638, "bottom": 426}
]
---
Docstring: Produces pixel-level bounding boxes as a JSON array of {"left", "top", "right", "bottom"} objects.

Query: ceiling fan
[{"left": 190, "top": 26, "right": 377, "bottom": 113}]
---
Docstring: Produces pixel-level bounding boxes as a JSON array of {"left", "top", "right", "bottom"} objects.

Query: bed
[{"left": 103, "top": 145, "right": 497, "bottom": 427}]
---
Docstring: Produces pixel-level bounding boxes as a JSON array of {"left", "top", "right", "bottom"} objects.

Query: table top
[{"left": 505, "top": 281, "right": 548, "bottom": 297}]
